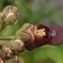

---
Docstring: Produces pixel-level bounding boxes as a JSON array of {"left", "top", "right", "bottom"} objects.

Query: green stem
[{"left": 0, "top": 36, "right": 14, "bottom": 40}]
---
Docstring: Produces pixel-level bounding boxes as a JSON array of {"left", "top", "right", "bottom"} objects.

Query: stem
[{"left": 0, "top": 36, "right": 14, "bottom": 40}]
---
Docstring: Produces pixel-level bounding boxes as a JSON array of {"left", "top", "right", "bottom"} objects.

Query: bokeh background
[{"left": 0, "top": 0, "right": 63, "bottom": 63}]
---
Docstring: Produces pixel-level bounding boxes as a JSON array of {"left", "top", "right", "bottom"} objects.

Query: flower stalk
[{"left": 0, "top": 36, "right": 14, "bottom": 40}]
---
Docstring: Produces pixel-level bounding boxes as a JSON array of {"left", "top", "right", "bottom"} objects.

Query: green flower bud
[
  {"left": 20, "top": 23, "right": 31, "bottom": 31},
  {"left": 2, "top": 46, "right": 13, "bottom": 58},
  {"left": 15, "top": 23, "right": 31, "bottom": 42},
  {"left": 2, "top": 39, "right": 25, "bottom": 53},
  {"left": 6, "top": 55, "right": 19, "bottom": 63},
  {"left": 15, "top": 31, "right": 30, "bottom": 42},
  {"left": 9, "top": 39, "right": 25, "bottom": 52},
  {"left": 2, "top": 5, "right": 19, "bottom": 25},
  {"left": 4, "top": 13, "right": 17, "bottom": 25}
]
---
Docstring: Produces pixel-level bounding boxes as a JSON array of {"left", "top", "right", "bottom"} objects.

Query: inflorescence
[{"left": 0, "top": 5, "right": 63, "bottom": 63}]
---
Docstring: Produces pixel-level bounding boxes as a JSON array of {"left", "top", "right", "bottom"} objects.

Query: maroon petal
[
  {"left": 34, "top": 25, "right": 50, "bottom": 46},
  {"left": 49, "top": 25, "right": 63, "bottom": 45},
  {"left": 25, "top": 24, "right": 51, "bottom": 50},
  {"left": 37, "top": 24, "right": 50, "bottom": 32}
]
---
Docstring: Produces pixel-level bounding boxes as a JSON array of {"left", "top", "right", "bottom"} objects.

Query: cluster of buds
[
  {"left": 0, "top": 5, "right": 63, "bottom": 63},
  {"left": 0, "top": 5, "right": 20, "bottom": 63}
]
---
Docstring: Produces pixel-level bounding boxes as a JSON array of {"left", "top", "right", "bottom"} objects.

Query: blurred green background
[{"left": 0, "top": 0, "right": 63, "bottom": 63}]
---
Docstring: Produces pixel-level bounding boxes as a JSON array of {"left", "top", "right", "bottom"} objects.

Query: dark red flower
[
  {"left": 49, "top": 25, "right": 63, "bottom": 45},
  {"left": 24, "top": 24, "right": 51, "bottom": 50}
]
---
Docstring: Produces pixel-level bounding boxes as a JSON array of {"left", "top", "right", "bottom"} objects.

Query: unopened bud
[
  {"left": 2, "top": 39, "right": 25, "bottom": 53},
  {"left": 4, "top": 13, "right": 18, "bottom": 25},
  {"left": 15, "top": 23, "right": 31, "bottom": 42},
  {"left": 2, "top": 5, "right": 19, "bottom": 25},
  {"left": 15, "top": 31, "right": 30, "bottom": 42},
  {"left": 9, "top": 39, "right": 25, "bottom": 52},
  {"left": 2, "top": 46, "right": 13, "bottom": 58}
]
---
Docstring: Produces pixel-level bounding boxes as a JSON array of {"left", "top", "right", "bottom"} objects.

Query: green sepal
[
  {"left": 15, "top": 23, "right": 31, "bottom": 42},
  {"left": 20, "top": 23, "right": 31, "bottom": 31},
  {"left": 9, "top": 39, "right": 24, "bottom": 52},
  {"left": 15, "top": 31, "right": 30, "bottom": 42}
]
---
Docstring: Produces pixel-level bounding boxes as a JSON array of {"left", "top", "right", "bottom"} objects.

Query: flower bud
[
  {"left": 4, "top": 13, "right": 18, "bottom": 25},
  {"left": 15, "top": 32, "right": 30, "bottom": 42},
  {"left": 2, "top": 5, "right": 19, "bottom": 25},
  {"left": 15, "top": 23, "right": 31, "bottom": 42},
  {"left": 2, "top": 46, "right": 13, "bottom": 59},
  {"left": 2, "top": 39, "right": 25, "bottom": 53},
  {"left": 9, "top": 39, "right": 25, "bottom": 52}
]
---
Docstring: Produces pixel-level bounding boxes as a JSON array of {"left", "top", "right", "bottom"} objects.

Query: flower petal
[{"left": 49, "top": 25, "right": 63, "bottom": 45}]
